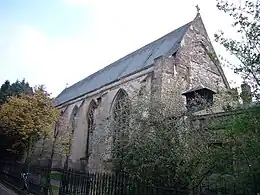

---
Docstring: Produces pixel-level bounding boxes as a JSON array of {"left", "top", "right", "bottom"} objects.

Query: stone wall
[
  {"left": 174, "top": 13, "right": 231, "bottom": 113},
  {"left": 60, "top": 68, "right": 153, "bottom": 172},
  {"left": 151, "top": 14, "right": 231, "bottom": 117},
  {"left": 152, "top": 55, "right": 189, "bottom": 115}
]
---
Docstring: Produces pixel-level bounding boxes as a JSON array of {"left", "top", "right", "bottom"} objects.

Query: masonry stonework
[
  {"left": 58, "top": 71, "right": 153, "bottom": 172},
  {"left": 175, "top": 14, "right": 231, "bottom": 112}
]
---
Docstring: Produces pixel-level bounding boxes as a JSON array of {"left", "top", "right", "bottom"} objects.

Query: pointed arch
[
  {"left": 111, "top": 89, "right": 131, "bottom": 171},
  {"left": 67, "top": 105, "right": 79, "bottom": 162},
  {"left": 111, "top": 88, "right": 130, "bottom": 119},
  {"left": 85, "top": 99, "right": 98, "bottom": 158},
  {"left": 70, "top": 105, "right": 79, "bottom": 133}
]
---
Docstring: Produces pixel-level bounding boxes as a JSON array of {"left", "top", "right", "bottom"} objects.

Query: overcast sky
[{"left": 0, "top": 0, "right": 243, "bottom": 97}]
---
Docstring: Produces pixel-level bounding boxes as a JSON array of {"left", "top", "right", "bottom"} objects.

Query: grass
[{"left": 50, "top": 172, "right": 61, "bottom": 181}]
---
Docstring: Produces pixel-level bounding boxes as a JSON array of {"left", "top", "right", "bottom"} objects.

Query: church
[{"left": 53, "top": 11, "right": 231, "bottom": 172}]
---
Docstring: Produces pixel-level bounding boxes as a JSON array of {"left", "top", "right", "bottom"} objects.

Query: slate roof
[{"left": 54, "top": 21, "right": 192, "bottom": 106}]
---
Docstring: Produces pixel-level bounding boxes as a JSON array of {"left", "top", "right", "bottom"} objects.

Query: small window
[{"left": 182, "top": 86, "right": 215, "bottom": 111}]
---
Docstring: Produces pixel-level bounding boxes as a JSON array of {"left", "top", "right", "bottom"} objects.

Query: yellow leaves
[{"left": 0, "top": 89, "right": 60, "bottom": 148}]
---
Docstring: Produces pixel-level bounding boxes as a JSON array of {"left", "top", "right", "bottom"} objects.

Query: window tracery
[{"left": 86, "top": 100, "right": 97, "bottom": 158}]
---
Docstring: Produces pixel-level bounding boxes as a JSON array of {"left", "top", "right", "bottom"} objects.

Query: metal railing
[
  {"left": 0, "top": 161, "right": 49, "bottom": 195},
  {"left": 58, "top": 169, "right": 260, "bottom": 195}
]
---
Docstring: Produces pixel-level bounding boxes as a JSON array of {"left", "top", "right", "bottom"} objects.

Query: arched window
[
  {"left": 112, "top": 89, "right": 130, "bottom": 133},
  {"left": 111, "top": 89, "right": 130, "bottom": 171},
  {"left": 64, "top": 105, "right": 79, "bottom": 169},
  {"left": 70, "top": 106, "right": 79, "bottom": 133},
  {"left": 86, "top": 100, "right": 97, "bottom": 158}
]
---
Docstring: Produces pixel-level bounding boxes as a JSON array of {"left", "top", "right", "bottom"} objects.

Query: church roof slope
[{"left": 54, "top": 21, "right": 192, "bottom": 106}]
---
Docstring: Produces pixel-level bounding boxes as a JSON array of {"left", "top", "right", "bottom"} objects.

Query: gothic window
[
  {"left": 69, "top": 106, "right": 79, "bottom": 157},
  {"left": 86, "top": 100, "right": 97, "bottom": 158},
  {"left": 111, "top": 89, "right": 130, "bottom": 171},
  {"left": 70, "top": 106, "right": 79, "bottom": 133},
  {"left": 112, "top": 89, "right": 130, "bottom": 136}
]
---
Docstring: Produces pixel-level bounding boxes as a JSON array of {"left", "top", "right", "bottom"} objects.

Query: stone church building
[{"left": 54, "top": 12, "right": 231, "bottom": 172}]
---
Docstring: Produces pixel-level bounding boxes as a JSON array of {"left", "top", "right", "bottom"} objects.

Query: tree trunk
[
  {"left": 24, "top": 136, "right": 33, "bottom": 172},
  {"left": 46, "top": 138, "right": 57, "bottom": 195}
]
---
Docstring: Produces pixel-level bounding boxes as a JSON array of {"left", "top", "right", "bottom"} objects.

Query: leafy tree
[
  {"left": 0, "top": 86, "right": 60, "bottom": 160},
  {"left": 213, "top": 107, "right": 260, "bottom": 193},
  {"left": 104, "top": 85, "right": 260, "bottom": 193},
  {"left": 0, "top": 86, "right": 71, "bottom": 195},
  {"left": 105, "top": 91, "right": 225, "bottom": 192},
  {"left": 214, "top": 1, "right": 260, "bottom": 191},
  {"left": 215, "top": 0, "right": 260, "bottom": 98},
  {"left": 0, "top": 79, "right": 32, "bottom": 105},
  {"left": 0, "top": 79, "right": 33, "bottom": 159}
]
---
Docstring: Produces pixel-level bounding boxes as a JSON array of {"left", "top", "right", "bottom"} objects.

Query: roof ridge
[
  {"left": 55, "top": 20, "right": 194, "bottom": 105},
  {"left": 58, "top": 21, "right": 193, "bottom": 96}
]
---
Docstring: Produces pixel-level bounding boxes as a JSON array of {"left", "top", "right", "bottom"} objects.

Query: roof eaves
[
  {"left": 166, "top": 22, "right": 193, "bottom": 57},
  {"left": 182, "top": 85, "right": 216, "bottom": 95},
  {"left": 54, "top": 64, "right": 154, "bottom": 107}
]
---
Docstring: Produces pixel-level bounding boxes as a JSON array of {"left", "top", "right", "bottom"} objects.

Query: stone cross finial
[{"left": 196, "top": 5, "right": 200, "bottom": 13}]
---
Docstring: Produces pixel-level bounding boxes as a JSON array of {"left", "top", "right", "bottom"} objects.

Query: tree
[
  {"left": 0, "top": 83, "right": 70, "bottom": 195},
  {"left": 214, "top": 1, "right": 260, "bottom": 191},
  {"left": 104, "top": 90, "right": 226, "bottom": 192},
  {"left": 0, "top": 79, "right": 32, "bottom": 105},
  {"left": 212, "top": 106, "right": 260, "bottom": 193},
  {"left": 104, "top": 87, "right": 260, "bottom": 194},
  {"left": 0, "top": 86, "right": 60, "bottom": 160},
  {"left": 0, "top": 79, "right": 33, "bottom": 159},
  {"left": 215, "top": 0, "right": 260, "bottom": 98}
]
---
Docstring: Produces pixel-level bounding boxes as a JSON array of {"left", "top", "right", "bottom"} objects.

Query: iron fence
[
  {"left": 0, "top": 161, "right": 49, "bottom": 195},
  {"left": 1, "top": 161, "right": 260, "bottom": 195},
  {"left": 59, "top": 169, "right": 189, "bottom": 195},
  {"left": 58, "top": 169, "right": 260, "bottom": 195}
]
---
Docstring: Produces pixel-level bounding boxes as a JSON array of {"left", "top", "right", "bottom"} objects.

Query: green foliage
[
  {"left": 225, "top": 107, "right": 260, "bottom": 172},
  {"left": 215, "top": 0, "right": 260, "bottom": 98},
  {"left": 106, "top": 93, "right": 219, "bottom": 191},
  {"left": 203, "top": 107, "right": 260, "bottom": 192},
  {"left": 106, "top": 87, "right": 260, "bottom": 192},
  {"left": 0, "top": 79, "right": 33, "bottom": 159},
  {"left": 213, "top": 1, "right": 260, "bottom": 186},
  {"left": 0, "top": 79, "right": 32, "bottom": 105}
]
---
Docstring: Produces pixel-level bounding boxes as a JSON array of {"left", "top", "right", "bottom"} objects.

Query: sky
[{"left": 0, "top": 0, "right": 243, "bottom": 97}]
